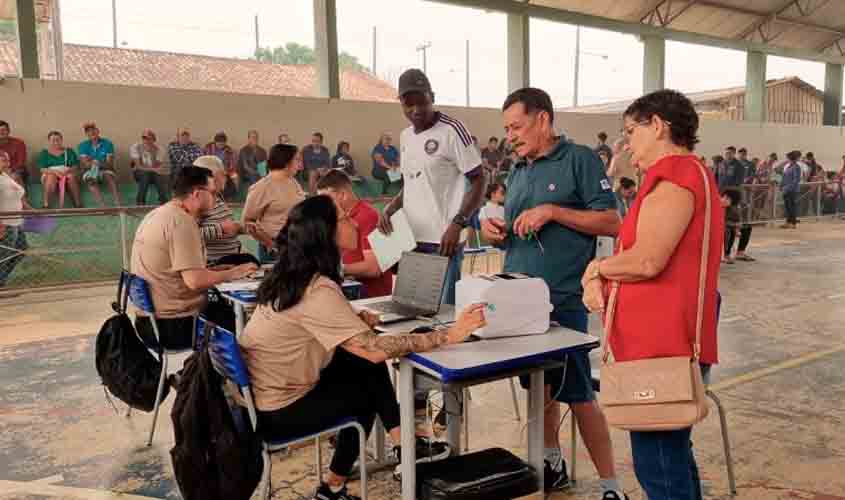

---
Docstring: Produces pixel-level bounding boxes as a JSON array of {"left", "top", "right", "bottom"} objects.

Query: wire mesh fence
[
  {"left": 0, "top": 207, "right": 153, "bottom": 291},
  {"left": 0, "top": 185, "right": 837, "bottom": 292}
]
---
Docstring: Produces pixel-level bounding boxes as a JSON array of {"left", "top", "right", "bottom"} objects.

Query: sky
[{"left": 56, "top": 0, "right": 828, "bottom": 109}]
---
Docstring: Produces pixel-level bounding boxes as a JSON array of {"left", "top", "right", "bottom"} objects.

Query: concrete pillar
[
  {"left": 642, "top": 35, "right": 665, "bottom": 94},
  {"left": 745, "top": 51, "right": 768, "bottom": 123},
  {"left": 507, "top": 13, "right": 530, "bottom": 92},
  {"left": 313, "top": 0, "right": 340, "bottom": 99},
  {"left": 16, "top": 0, "right": 40, "bottom": 79},
  {"left": 823, "top": 63, "right": 843, "bottom": 127}
]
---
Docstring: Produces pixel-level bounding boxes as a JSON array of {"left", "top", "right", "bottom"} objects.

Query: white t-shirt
[
  {"left": 479, "top": 201, "right": 505, "bottom": 221},
  {"left": 400, "top": 113, "right": 482, "bottom": 244},
  {"left": 0, "top": 174, "right": 25, "bottom": 226}
]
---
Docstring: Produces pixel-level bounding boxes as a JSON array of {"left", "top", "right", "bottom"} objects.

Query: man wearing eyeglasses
[
  {"left": 130, "top": 166, "right": 256, "bottom": 352},
  {"left": 481, "top": 87, "right": 625, "bottom": 500}
]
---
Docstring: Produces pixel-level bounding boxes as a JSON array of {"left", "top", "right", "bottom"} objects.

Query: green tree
[{"left": 254, "top": 42, "right": 368, "bottom": 72}]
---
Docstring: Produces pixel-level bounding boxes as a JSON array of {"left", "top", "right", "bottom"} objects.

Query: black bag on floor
[
  {"left": 416, "top": 447, "right": 539, "bottom": 500},
  {"left": 170, "top": 324, "right": 263, "bottom": 500},
  {"left": 95, "top": 272, "right": 170, "bottom": 412}
]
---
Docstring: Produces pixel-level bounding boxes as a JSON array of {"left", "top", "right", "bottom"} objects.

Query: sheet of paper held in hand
[{"left": 367, "top": 209, "right": 416, "bottom": 272}]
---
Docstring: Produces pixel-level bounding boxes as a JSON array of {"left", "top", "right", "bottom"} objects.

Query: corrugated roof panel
[{"left": 500, "top": 0, "right": 845, "bottom": 56}]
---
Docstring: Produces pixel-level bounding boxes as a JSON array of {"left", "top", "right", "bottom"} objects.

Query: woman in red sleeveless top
[{"left": 580, "top": 90, "right": 724, "bottom": 500}]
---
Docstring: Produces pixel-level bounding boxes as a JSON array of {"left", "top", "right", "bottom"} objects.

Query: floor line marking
[
  {"left": 0, "top": 480, "right": 164, "bottom": 499},
  {"left": 31, "top": 474, "right": 64, "bottom": 484},
  {"left": 711, "top": 343, "right": 845, "bottom": 392}
]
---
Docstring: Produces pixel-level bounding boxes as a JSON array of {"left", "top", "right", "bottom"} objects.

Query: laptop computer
[{"left": 364, "top": 251, "right": 450, "bottom": 324}]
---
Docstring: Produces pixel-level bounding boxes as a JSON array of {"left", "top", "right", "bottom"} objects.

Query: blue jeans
[
  {"left": 629, "top": 364, "right": 711, "bottom": 500},
  {"left": 0, "top": 226, "right": 27, "bottom": 287},
  {"left": 414, "top": 242, "right": 464, "bottom": 306},
  {"left": 630, "top": 428, "right": 702, "bottom": 500}
]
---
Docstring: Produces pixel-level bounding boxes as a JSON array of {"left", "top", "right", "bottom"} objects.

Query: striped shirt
[{"left": 199, "top": 194, "right": 241, "bottom": 262}]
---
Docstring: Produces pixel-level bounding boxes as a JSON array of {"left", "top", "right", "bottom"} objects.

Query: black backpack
[
  {"left": 95, "top": 272, "right": 170, "bottom": 412},
  {"left": 170, "top": 326, "right": 263, "bottom": 500}
]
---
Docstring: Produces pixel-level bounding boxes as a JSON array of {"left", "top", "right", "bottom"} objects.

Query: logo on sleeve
[
  {"left": 424, "top": 139, "right": 440, "bottom": 155},
  {"left": 600, "top": 179, "right": 612, "bottom": 191}
]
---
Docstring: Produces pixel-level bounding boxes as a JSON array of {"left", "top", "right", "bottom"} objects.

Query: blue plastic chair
[
  {"left": 197, "top": 316, "right": 369, "bottom": 500},
  {"left": 123, "top": 270, "right": 194, "bottom": 447}
]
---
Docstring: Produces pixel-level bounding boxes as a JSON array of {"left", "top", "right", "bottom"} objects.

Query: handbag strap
[{"left": 602, "top": 158, "right": 713, "bottom": 363}]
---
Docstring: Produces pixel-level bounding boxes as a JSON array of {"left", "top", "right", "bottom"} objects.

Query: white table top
[{"left": 409, "top": 328, "right": 598, "bottom": 380}]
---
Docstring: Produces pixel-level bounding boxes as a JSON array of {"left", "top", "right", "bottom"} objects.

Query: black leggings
[
  {"left": 257, "top": 348, "right": 401, "bottom": 477},
  {"left": 725, "top": 225, "right": 752, "bottom": 256}
]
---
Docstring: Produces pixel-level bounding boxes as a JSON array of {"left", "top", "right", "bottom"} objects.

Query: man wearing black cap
[
  {"left": 378, "top": 68, "right": 486, "bottom": 306},
  {"left": 378, "top": 68, "right": 486, "bottom": 442}
]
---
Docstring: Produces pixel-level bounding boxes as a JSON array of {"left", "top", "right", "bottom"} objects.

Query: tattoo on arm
[{"left": 344, "top": 329, "right": 449, "bottom": 359}]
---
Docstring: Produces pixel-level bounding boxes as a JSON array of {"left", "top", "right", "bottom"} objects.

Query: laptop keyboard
[{"left": 367, "top": 301, "right": 428, "bottom": 317}]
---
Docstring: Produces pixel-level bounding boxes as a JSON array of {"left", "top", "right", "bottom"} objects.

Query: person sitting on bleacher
[
  {"left": 370, "top": 132, "right": 400, "bottom": 194},
  {"left": 37, "top": 131, "right": 82, "bottom": 208},
  {"left": 79, "top": 122, "right": 122, "bottom": 207},
  {"left": 316, "top": 170, "right": 393, "bottom": 298},
  {"left": 331, "top": 141, "right": 357, "bottom": 177},
  {"left": 130, "top": 166, "right": 256, "bottom": 351},
  {"left": 239, "top": 195, "right": 485, "bottom": 500}
]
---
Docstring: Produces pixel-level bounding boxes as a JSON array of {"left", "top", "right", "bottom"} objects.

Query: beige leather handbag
[{"left": 598, "top": 161, "right": 713, "bottom": 432}]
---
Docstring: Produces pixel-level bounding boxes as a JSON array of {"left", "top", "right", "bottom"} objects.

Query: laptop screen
[{"left": 393, "top": 252, "right": 449, "bottom": 311}]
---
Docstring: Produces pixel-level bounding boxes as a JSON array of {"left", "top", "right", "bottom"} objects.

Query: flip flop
[{"left": 736, "top": 255, "right": 756, "bottom": 262}]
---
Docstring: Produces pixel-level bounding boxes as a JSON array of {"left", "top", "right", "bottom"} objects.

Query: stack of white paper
[{"left": 367, "top": 209, "right": 417, "bottom": 271}]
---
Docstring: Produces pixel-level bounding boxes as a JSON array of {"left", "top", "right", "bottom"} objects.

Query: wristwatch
[{"left": 452, "top": 214, "right": 470, "bottom": 228}]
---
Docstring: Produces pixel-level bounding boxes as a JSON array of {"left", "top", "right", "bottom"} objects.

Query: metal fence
[
  {"left": 741, "top": 182, "right": 831, "bottom": 224},
  {"left": 0, "top": 186, "right": 838, "bottom": 293},
  {"left": 0, "top": 207, "right": 153, "bottom": 293},
  {"left": 0, "top": 196, "right": 395, "bottom": 293}
]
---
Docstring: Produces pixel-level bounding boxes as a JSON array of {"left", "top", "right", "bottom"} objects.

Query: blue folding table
[{"left": 395, "top": 328, "right": 600, "bottom": 500}]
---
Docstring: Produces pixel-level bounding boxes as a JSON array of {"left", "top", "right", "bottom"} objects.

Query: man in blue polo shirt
[
  {"left": 481, "top": 88, "right": 626, "bottom": 500},
  {"left": 79, "top": 122, "right": 121, "bottom": 206}
]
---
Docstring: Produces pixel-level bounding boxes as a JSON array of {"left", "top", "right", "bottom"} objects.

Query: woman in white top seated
[
  {"left": 0, "top": 151, "right": 29, "bottom": 286},
  {"left": 239, "top": 195, "right": 486, "bottom": 500}
]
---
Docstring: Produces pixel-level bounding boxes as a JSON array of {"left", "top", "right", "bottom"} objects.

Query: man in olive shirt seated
[{"left": 130, "top": 166, "right": 257, "bottom": 350}]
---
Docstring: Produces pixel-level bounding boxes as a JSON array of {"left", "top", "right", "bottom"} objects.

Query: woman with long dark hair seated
[{"left": 239, "top": 195, "right": 486, "bottom": 500}]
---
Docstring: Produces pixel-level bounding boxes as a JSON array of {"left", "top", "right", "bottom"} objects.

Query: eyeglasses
[
  {"left": 622, "top": 117, "right": 672, "bottom": 142},
  {"left": 622, "top": 120, "right": 651, "bottom": 139}
]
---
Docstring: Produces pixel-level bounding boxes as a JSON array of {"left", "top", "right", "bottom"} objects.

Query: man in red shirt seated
[{"left": 317, "top": 170, "right": 394, "bottom": 298}]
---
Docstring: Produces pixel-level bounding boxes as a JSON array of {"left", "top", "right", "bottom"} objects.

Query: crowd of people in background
[{"left": 0, "top": 119, "right": 411, "bottom": 210}]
